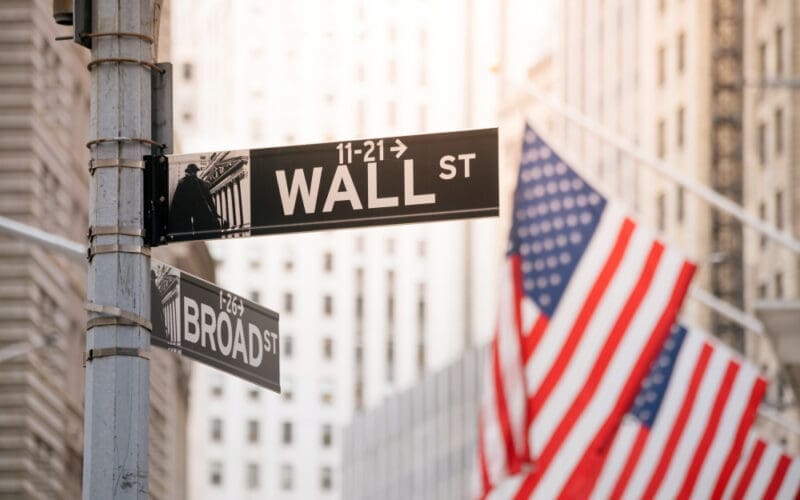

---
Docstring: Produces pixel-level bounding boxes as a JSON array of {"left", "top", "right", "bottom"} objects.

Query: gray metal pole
[{"left": 83, "top": 1, "right": 156, "bottom": 497}]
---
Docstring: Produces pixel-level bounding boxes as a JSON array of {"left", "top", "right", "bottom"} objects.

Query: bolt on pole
[{"left": 83, "top": 1, "right": 157, "bottom": 498}]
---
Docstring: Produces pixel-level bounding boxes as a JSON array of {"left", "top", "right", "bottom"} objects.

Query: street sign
[
  {"left": 145, "top": 128, "right": 498, "bottom": 245},
  {"left": 150, "top": 260, "right": 280, "bottom": 392}
]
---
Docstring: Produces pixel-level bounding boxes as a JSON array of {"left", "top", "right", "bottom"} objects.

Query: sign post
[
  {"left": 145, "top": 128, "right": 499, "bottom": 245},
  {"left": 150, "top": 261, "right": 280, "bottom": 392}
]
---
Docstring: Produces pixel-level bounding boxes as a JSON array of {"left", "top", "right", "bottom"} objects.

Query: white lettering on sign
[
  {"left": 276, "top": 167, "right": 323, "bottom": 215},
  {"left": 367, "top": 162, "right": 399, "bottom": 208},
  {"left": 273, "top": 160, "right": 437, "bottom": 215},
  {"left": 184, "top": 297, "right": 200, "bottom": 343},
  {"left": 404, "top": 159, "right": 436, "bottom": 205},
  {"left": 322, "top": 165, "right": 363, "bottom": 213},
  {"left": 439, "top": 152, "right": 476, "bottom": 180},
  {"left": 182, "top": 296, "right": 276, "bottom": 368}
]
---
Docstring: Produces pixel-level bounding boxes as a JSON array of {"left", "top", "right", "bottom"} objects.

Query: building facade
[
  {"left": 0, "top": 1, "right": 212, "bottom": 498},
  {"left": 498, "top": 0, "right": 800, "bottom": 448},
  {"left": 342, "top": 346, "right": 484, "bottom": 500},
  {"left": 742, "top": 0, "right": 800, "bottom": 444},
  {"left": 172, "top": 1, "right": 504, "bottom": 498}
]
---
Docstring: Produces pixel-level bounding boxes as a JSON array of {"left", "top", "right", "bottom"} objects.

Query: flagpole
[{"left": 502, "top": 79, "right": 800, "bottom": 257}]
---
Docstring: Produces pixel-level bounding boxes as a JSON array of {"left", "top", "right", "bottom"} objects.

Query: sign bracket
[{"left": 143, "top": 155, "right": 170, "bottom": 246}]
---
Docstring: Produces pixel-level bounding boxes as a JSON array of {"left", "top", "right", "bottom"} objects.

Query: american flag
[
  {"left": 476, "top": 125, "right": 696, "bottom": 498},
  {"left": 723, "top": 432, "right": 800, "bottom": 499},
  {"left": 590, "top": 324, "right": 768, "bottom": 499}
]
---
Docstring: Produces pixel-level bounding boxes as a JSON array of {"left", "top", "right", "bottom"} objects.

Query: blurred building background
[
  {"left": 342, "top": 346, "right": 484, "bottom": 500},
  {"left": 171, "top": 1, "right": 505, "bottom": 498},
  {"left": 1, "top": 0, "right": 799, "bottom": 499},
  {"left": 0, "top": 1, "right": 211, "bottom": 498},
  {"left": 498, "top": 0, "right": 800, "bottom": 448}
]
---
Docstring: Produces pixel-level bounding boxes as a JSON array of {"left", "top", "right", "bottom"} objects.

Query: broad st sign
[
  {"left": 150, "top": 261, "right": 280, "bottom": 392},
  {"left": 145, "top": 128, "right": 498, "bottom": 244}
]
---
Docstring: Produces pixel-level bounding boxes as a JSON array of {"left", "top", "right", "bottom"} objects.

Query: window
[
  {"left": 775, "top": 27, "right": 784, "bottom": 75},
  {"left": 281, "top": 335, "right": 294, "bottom": 358},
  {"left": 387, "top": 238, "right": 395, "bottom": 254},
  {"left": 775, "top": 108, "right": 783, "bottom": 154},
  {"left": 281, "top": 464, "right": 294, "bottom": 491},
  {"left": 387, "top": 294, "right": 395, "bottom": 322},
  {"left": 322, "top": 337, "right": 333, "bottom": 360},
  {"left": 354, "top": 381, "right": 364, "bottom": 409},
  {"left": 321, "top": 379, "right": 334, "bottom": 405},
  {"left": 758, "top": 123, "right": 767, "bottom": 165},
  {"left": 676, "top": 106, "right": 684, "bottom": 148},
  {"left": 759, "top": 202, "right": 767, "bottom": 247},
  {"left": 657, "top": 119, "right": 666, "bottom": 158},
  {"left": 248, "top": 387, "right": 260, "bottom": 400},
  {"left": 247, "top": 420, "right": 259, "bottom": 443},
  {"left": 776, "top": 191, "right": 784, "bottom": 229},
  {"left": 210, "top": 373, "right": 224, "bottom": 397},
  {"left": 677, "top": 32, "right": 685, "bottom": 73},
  {"left": 417, "top": 343, "right": 426, "bottom": 375},
  {"left": 386, "top": 340, "right": 395, "bottom": 383},
  {"left": 182, "top": 62, "right": 193, "bottom": 80},
  {"left": 284, "top": 292, "right": 294, "bottom": 313},
  {"left": 355, "top": 344, "right": 363, "bottom": 366},
  {"left": 282, "top": 421, "right": 293, "bottom": 445},
  {"left": 211, "top": 418, "right": 223, "bottom": 442},
  {"left": 283, "top": 377, "right": 294, "bottom": 401},
  {"left": 321, "top": 466, "right": 333, "bottom": 491},
  {"left": 323, "top": 295, "right": 333, "bottom": 316},
  {"left": 249, "top": 290, "right": 260, "bottom": 302},
  {"left": 759, "top": 42, "right": 767, "bottom": 78},
  {"left": 246, "top": 463, "right": 259, "bottom": 490},
  {"left": 417, "top": 283, "right": 426, "bottom": 327},
  {"left": 676, "top": 186, "right": 685, "bottom": 222},
  {"left": 758, "top": 283, "right": 768, "bottom": 299},
  {"left": 417, "top": 241, "right": 426, "bottom": 257},
  {"left": 657, "top": 46, "right": 666, "bottom": 85},
  {"left": 775, "top": 273, "right": 784, "bottom": 298},
  {"left": 284, "top": 259, "right": 294, "bottom": 271},
  {"left": 210, "top": 461, "right": 223, "bottom": 486},
  {"left": 323, "top": 252, "right": 333, "bottom": 272},
  {"left": 322, "top": 424, "right": 333, "bottom": 447},
  {"left": 656, "top": 192, "right": 666, "bottom": 231}
]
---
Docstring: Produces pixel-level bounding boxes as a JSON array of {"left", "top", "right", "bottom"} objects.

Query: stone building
[{"left": 0, "top": 1, "right": 212, "bottom": 498}]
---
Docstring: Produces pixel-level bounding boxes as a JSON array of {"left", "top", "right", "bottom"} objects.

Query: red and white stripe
[
  {"left": 723, "top": 432, "right": 800, "bottom": 500},
  {"left": 590, "top": 328, "right": 767, "bottom": 500},
  {"left": 513, "top": 202, "right": 696, "bottom": 499},
  {"left": 476, "top": 258, "right": 531, "bottom": 495}
]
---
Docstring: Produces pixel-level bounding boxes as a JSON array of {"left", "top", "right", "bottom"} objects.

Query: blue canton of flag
[
  {"left": 629, "top": 324, "right": 688, "bottom": 428},
  {"left": 509, "top": 125, "right": 607, "bottom": 317}
]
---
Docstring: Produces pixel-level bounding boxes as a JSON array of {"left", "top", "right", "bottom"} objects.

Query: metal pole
[
  {"left": 83, "top": 1, "right": 156, "bottom": 497},
  {"left": 0, "top": 215, "right": 85, "bottom": 262}
]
